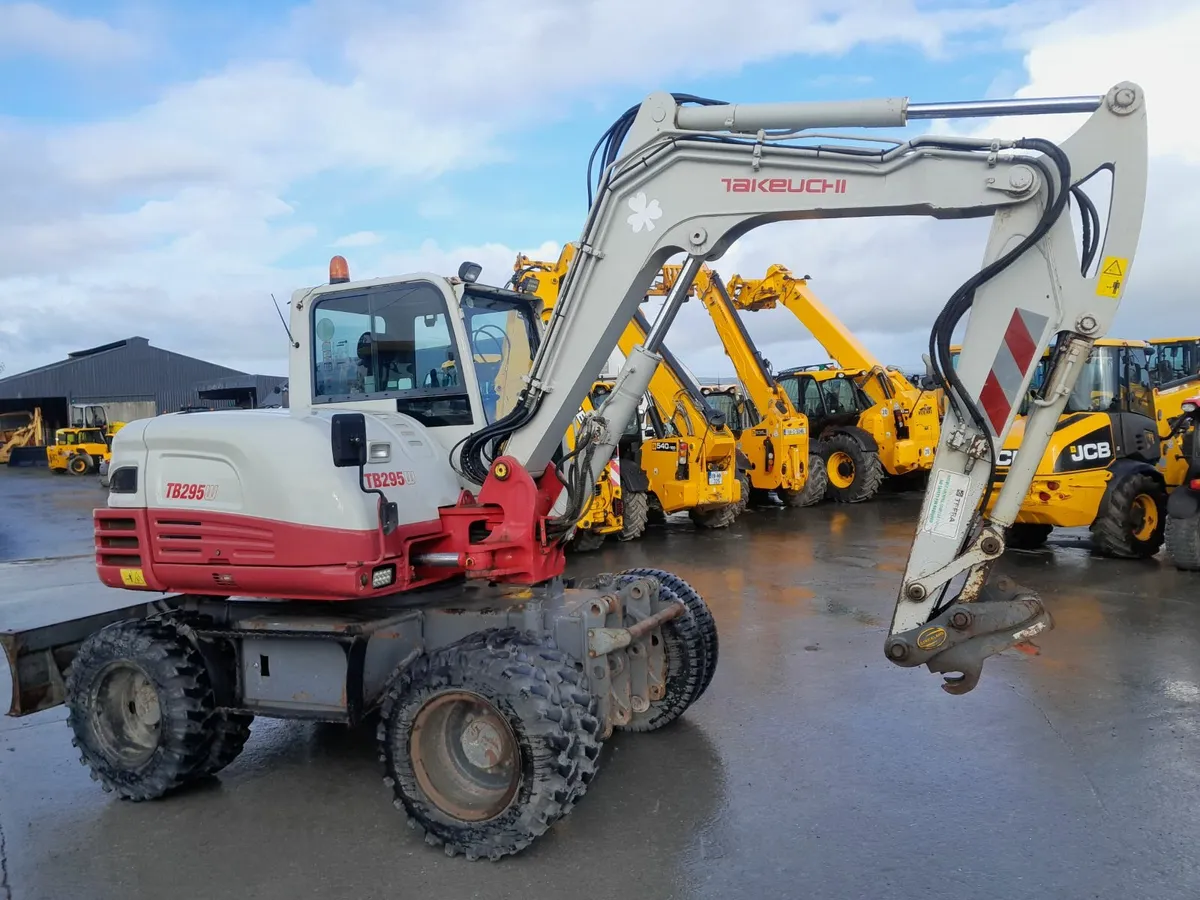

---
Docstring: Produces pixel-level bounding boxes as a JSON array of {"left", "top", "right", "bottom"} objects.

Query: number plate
[
  {"left": 119, "top": 568, "right": 147, "bottom": 587},
  {"left": 708, "top": 471, "right": 724, "bottom": 485}
]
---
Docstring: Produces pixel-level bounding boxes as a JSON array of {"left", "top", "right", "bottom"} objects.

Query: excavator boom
[{"left": 478, "top": 83, "right": 1148, "bottom": 693}]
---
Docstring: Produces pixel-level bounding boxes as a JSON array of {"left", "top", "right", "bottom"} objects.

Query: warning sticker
[
  {"left": 1095, "top": 256, "right": 1129, "bottom": 299},
  {"left": 922, "top": 469, "right": 972, "bottom": 540}
]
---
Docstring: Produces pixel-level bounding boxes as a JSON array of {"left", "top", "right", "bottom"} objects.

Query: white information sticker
[{"left": 923, "top": 469, "right": 971, "bottom": 540}]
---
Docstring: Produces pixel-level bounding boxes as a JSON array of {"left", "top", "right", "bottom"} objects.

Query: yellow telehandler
[
  {"left": 723, "top": 264, "right": 940, "bottom": 500},
  {"left": 652, "top": 263, "right": 827, "bottom": 507},
  {"left": 514, "top": 244, "right": 746, "bottom": 530}
]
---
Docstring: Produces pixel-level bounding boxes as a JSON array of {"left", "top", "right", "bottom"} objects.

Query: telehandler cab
[{"left": 1, "top": 82, "right": 1148, "bottom": 861}]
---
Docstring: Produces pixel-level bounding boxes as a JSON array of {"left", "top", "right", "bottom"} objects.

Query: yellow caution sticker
[
  {"left": 916, "top": 626, "right": 948, "bottom": 652},
  {"left": 119, "top": 568, "right": 147, "bottom": 587},
  {"left": 1095, "top": 256, "right": 1129, "bottom": 298}
]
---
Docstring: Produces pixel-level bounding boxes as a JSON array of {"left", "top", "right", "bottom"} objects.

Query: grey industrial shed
[{"left": 0, "top": 336, "right": 285, "bottom": 435}]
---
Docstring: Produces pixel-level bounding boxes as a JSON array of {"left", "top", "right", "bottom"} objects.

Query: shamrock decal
[{"left": 626, "top": 192, "right": 662, "bottom": 233}]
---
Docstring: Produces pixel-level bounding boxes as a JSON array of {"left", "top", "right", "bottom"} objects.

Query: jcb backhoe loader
[
  {"left": 2, "top": 82, "right": 1148, "bottom": 861},
  {"left": 986, "top": 338, "right": 1188, "bottom": 557},
  {"left": 515, "top": 244, "right": 747, "bottom": 530},
  {"left": 653, "top": 263, "right": 828, "bottom": 507},
  {"left": 723, "top": 265, "right": 940, "bottom": 498}
]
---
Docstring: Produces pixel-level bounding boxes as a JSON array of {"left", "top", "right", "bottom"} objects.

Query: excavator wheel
[
  {"left": 68, "top": 453, "right": 92, "bottom": 475},
  {"left": 378, "top": 628, "right": 602, "bottom": 861},
  {"left": 609, "top": 573, "right": 711, "bottom": 731},
  {"left": 1090, "top": 470, "right": 1167, "bottom": 558},
  {"left": 619, "top": 490, "right": 650, "bottom": 541},
  {"left": 1165, "top": 514, "right": 1200, "bottom": 571},
  {"left": 617, "top": 567, "right": 718, "bottom": 699},
  {"left": 820, "top": 433, "right": 885, "bottom": 503},
  {"left": 64, "top": 618, "right": 225, "bottom": 800},
  {"left": 779, "top": 453, "right": 829, "bottom": 508},
  {"left": 567, "top": 528, "right": 607, "bottom": 553},
  {"left": 1005, "top": 523, "right": 1053, "bottom": 550}
]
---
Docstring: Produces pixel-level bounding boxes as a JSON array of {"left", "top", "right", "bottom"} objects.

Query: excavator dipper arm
[{"left": 471, "top": 84, "right": 1147, "bottom": 692}]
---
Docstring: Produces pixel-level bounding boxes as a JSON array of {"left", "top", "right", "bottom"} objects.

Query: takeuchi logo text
[{"left": 722, "top": 177, "right": 847, "bottom": 194}]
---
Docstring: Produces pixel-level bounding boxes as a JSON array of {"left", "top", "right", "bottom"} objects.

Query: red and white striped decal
[
  {"left": 978, "top": 307, "right": 1050, "bottom": 435},
  {"left": 608, "top": 455, "right": 621, "bottom": 486}
]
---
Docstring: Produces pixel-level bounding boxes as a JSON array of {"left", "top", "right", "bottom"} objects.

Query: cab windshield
[
  {"left": 1149, "top": 340, "right": 1200, "bottom": 387},
  {"left": 703, "top": 391, "right": 742, "bottom": 431},
  {"left": 310, "top": 280, "right": 538, "bottom": 427},
  {"left": 1064, "top": 345, "right": 1154, "bottom": 418}
]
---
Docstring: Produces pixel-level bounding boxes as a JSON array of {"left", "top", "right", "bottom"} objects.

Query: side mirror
[{"left": 331, "top": 413, "right": 367, "bottom": 467}]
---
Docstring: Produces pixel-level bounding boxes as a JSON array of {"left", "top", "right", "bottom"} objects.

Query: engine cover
[{"left": 96, "top": 408, "right": 465, "bottom": 600}]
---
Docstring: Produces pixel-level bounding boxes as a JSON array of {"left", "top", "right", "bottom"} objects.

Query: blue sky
[{"left": 0, "top": 0, "right": 1193, "bottom": 382}]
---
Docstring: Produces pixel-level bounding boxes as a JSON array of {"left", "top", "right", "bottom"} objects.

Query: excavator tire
[
  {"left": 1005, "top": 523, "right": 1053, "bottom": 550},
  {"left": 378, "top": 628, "right": 602, "bottom": 861},
  {"left": 567, "top": 529, "right": 606, "bottom": 553},
  {"left": 609, "top": 575, "right": 707, "bottom": 732},
  {"left": 820, "top": 433, "right": 885, "bottom": 503},
  {"left": 617, "top": 567, "right": 718, "bottom": 699},
  {"left": 64, "top": 618, "right": 221, "bottom": 800},
  {"left": 68, "top": 453, "right": 92, "bottom": 475},
  {"left": 779, "top": 453, "right": 829, "bottom": 508},
  {"left": 1165, "top": 515, "right": 1200, "bottom": 571},
  {"left": 619, "top": 491, "right": 650, "bottom": 541},
  {"left": 731, "top": 470, "right": 752, "bottom": 515},
  {"left": 1089, "top": 470, "right": 1167, "bottom": 558}
]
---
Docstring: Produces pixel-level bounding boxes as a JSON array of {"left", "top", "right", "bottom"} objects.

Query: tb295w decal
[
  {"left": 365, "top": 470, "right": 417, "bottom": 489},
  {"left": 164, "top": 482, "right": 219, "bottom": 501}
]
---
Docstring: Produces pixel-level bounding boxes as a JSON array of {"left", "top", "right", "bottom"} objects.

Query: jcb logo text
[
  {"left": 1070, "top": 442, "right": 1112, "bottom": 462},
  {"left": 996, "top": 449, "right": 1019, "bottom": 467}
]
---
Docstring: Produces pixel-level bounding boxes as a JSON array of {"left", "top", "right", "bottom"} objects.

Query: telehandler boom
[
  {"left": 723, "top": 265, "right": 941, "bottom": 488},
  {"left": 2, "top": 83, "right": 1147, "bottom": 860}
]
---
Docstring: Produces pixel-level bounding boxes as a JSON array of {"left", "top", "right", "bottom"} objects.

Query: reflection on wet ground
[{"left": 1, "top": 469, "right": 1198, "bottom": 899}]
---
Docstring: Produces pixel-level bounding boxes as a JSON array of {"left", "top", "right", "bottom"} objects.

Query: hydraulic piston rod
[{"left": 675, "top": 93, "right": 1105, "bottom": 134}]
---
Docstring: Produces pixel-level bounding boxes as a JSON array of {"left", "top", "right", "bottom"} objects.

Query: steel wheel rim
[
  {"left": 1131, "top": 493, "right": 1158, "bottom": 541},
  {"left": 410, "top": 690, "right": 520, "bottom": 822},
  {"left": 91, "top": 662, "right": 162, "bottom": 767},
  {"left": 828, "top": 451, "right": 855, "bottom": 489}
]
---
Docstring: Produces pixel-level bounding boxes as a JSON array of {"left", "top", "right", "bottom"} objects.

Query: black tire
[
  {"left": 567, "top": 528, "right": 606, "bottom": 553},
  {"left": 378, "top": 628, "right": 603, "bottom": 861},
  {"left": 1006, "top": 523, "right": 1053, "bottom": 550},
  {"left": 619, "top": 490, "right": 650, "bottom": 541},
  {"left": 731, "top": 470, "right": 752, "bottom": 515},
  {"left": 821, "top": 433, "right": 885, "bottom": 503},
  {"left": 1165, "top": 514, "right": 1200, "bottom": 571},
  {"left": 197, "top": 712, "right": 254, "bottom": 777},
  {"left": 68, "top": 453, "right": 92, "bottom": 475},
  {"left": 779, "top": 453, "right": 829, "bottom": 508},
  {"left": 646, "top": 494, "right": 667, "bottom": 525},
  {"left": 1090, "top": 470, "right": 1167, "bottom": 558},
  {"left": 65, "top": 619, "right": 218, "bottom": 800},
  {"left": 617, "top": 567, "right": 718, "bottom": 700}
]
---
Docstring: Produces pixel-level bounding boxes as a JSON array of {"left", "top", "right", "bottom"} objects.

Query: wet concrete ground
[{"left": 1, "top": 466, "right": 1199, "bottom": 899}]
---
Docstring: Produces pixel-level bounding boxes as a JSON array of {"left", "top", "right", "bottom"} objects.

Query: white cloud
[
  {"left": 332, "top": 230, "right": 383, "bottom": 248},
  {"left": 0, "top": 3, "right": 142, "bottom": 63}
]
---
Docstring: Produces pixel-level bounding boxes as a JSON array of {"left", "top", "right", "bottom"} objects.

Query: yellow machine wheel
[
  {"left": 1089, "top": 470, "right": 1167, "bottom": 559},
  {"left": 68, "top": 454, "right": 92, "bottom": 476},
  {"left": 820, "top": 433, "right": 885, "bottom": 504}
]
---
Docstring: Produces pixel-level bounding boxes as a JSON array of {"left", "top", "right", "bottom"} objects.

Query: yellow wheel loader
[
  {"left": 723, "top": 265, "right": 941, "bottom": 493},
  {"left": 514, "top": 245, "right": 746, "bottom": 531},
  {"left": 654, "top": 264, "right": 828, "bottom": 507},
  {"left": 1, "top": 407, "right": 45, "bottom": 466}
]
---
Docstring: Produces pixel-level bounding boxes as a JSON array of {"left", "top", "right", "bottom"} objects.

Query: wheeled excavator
[
  {"left": 724, "top": 265, "right": 941, "bottom": 499},
  {"left": 515, "top": 244, "right": 748, "bottom": 530},
  {"left": 652, "top": 263, "right": 828, "bottom": 507},
  {"left": 1, "top": 82, "right": 1148, "bottom": 861}
]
